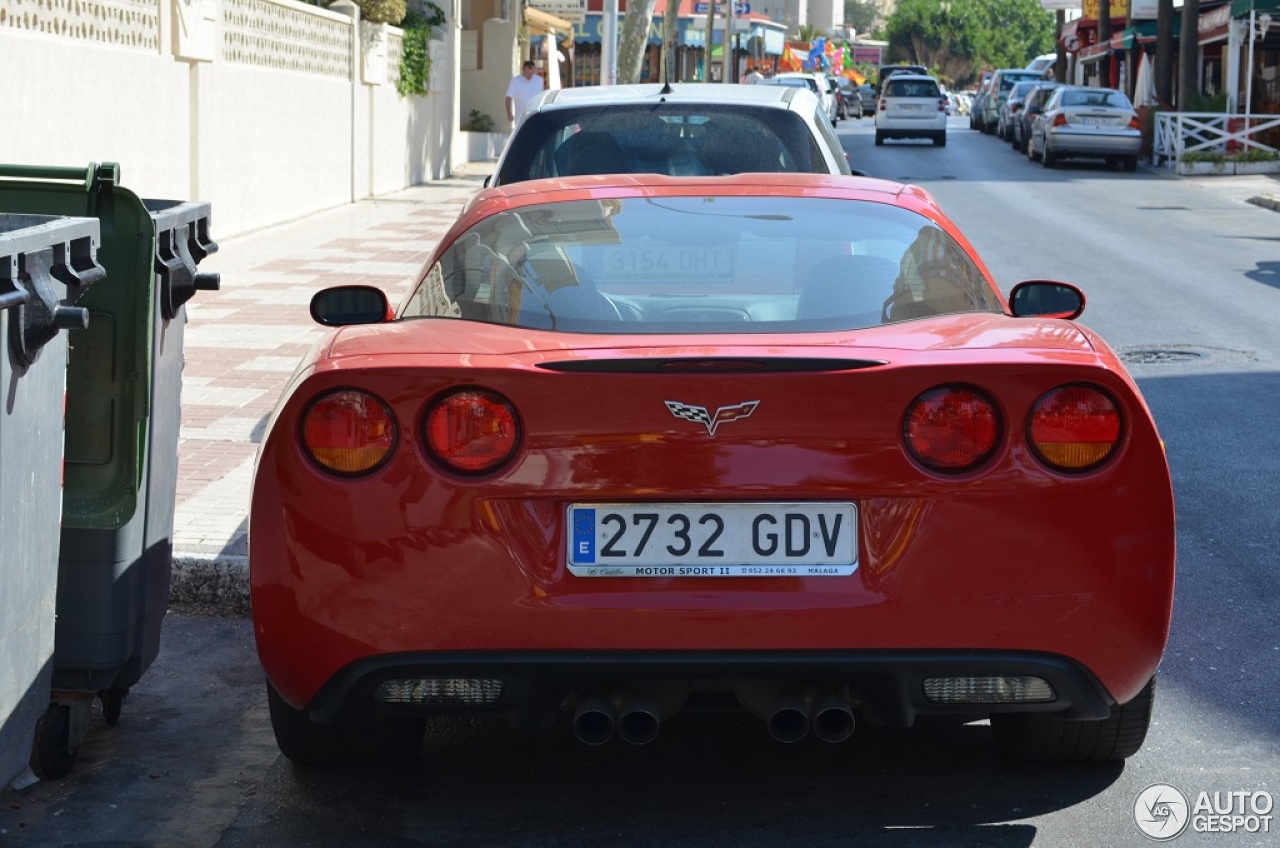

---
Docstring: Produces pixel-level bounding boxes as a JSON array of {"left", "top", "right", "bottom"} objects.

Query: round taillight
[
  {"left": 301, "top": 389, "right": 397, "bottom": 475},
  {"left": 424, "top": 389, "right": 519, "bottom": 474},
  {"left": 1028, "top": 384, "right": 1122, "bottom": 472},
  {"left": 903, "top": 385, "right": 1002, "bottom": 473}
]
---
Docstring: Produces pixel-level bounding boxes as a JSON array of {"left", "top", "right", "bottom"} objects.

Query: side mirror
[
  {"left": 1009, "top": 280, "right": 1085, "bottom": 320},
  {"left": 310, "top": 285, "right": 393, "bottom": 326}
]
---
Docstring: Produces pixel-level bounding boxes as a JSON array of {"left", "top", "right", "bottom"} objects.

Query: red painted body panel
[{"left": 250, "top": 175, "right": 1175, "bottom": 722}]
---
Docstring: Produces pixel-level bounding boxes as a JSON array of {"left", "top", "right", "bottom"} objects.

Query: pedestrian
[
  {"left": 742, "top": 65, "right": 763, "bottom": 84},
  {"left": 506, "top": 60, "right": 544, "bottom": 126}
]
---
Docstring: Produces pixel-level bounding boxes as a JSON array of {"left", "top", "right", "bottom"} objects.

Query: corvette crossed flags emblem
[{"left": 665, "top": 400, "right": 760, "bottom": 436}]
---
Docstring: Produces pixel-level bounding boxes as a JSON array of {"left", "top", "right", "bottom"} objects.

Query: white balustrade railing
[{"left": 1153, "top": 112, "right": 1280, "bottom": 167}]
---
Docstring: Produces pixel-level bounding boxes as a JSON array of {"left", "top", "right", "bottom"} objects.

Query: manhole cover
[{"left": 1120, "top": 348, "right": 1204, "bottom": 365}]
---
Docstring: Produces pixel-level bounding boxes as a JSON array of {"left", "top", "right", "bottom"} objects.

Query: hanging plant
[
  {"left": 353, "top": 0, "right": 406, "bottom": 25},
  {"left": 396, "top": 3, "right": 445, "bottom": 97}
]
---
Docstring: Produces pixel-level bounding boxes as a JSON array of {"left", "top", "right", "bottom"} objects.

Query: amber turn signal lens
[
  {"left": 903, "top": 385, "right": 1001, "bottom": 473},
  {"left": 1028, "top": 384, "right": 1122, "bottom": 472},
  {"left": 424, "top": 388, "right": 519, "bottom": 474},
  {"left": 301, "top": 389, "right": 397, "bottom": 475}
]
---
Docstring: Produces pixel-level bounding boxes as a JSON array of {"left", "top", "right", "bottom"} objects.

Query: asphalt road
[{"left": 3, "top": 117, "right": 1279, "bottom": 847}]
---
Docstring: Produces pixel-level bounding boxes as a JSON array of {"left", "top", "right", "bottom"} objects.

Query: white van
[{"left": 1027, "top": 54, "right": 1057, "bottom": 73}]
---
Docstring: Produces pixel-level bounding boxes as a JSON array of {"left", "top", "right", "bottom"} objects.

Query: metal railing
[{"left": 1153, "top": 112, "right": 1280, "bottom": 167}]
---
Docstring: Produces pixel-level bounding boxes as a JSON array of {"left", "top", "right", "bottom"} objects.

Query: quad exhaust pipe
[
  {"left": 767, "top": 693, "right": 855, "bottom": 744},
  {"left": 575, "top": 690, "right": 853, "bottom": 746},
  {"left": 572, "top": 697, "right": 615, "bottom": 746},
  {"left": 811, "top": 694, "right": 856, "bottom": 744},
  {"left": 572, "top": 695, "right": 661, "bottom": 746}
]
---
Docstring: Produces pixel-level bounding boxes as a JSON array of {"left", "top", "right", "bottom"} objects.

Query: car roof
[
  {"left": 527, "top": 83, "right": 810, "bottom": 111},
  {"left": 461, "top": 173, "right": 947, "bottom": 225},
  {"left": 882, "top": 74, "right": 938, "bottom": 84}
]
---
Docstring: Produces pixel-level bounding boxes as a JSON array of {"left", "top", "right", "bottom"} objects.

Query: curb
[
  {"left": 1247, "top": 194, "right": 1280, "bottom": 212},
  {"left": 172, "top": 556, "right": 250, "bottom": 615}
]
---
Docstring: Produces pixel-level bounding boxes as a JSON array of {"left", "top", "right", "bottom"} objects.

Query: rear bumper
[
  {"left": 299, "top": 648, "right": 1118, "bottom": 728},
  {"left": 876, "top": 117, "right": 947, "bottom": 133},
  {"left": 1046, "top": 131, "right": 1141, "bottom": 157}
]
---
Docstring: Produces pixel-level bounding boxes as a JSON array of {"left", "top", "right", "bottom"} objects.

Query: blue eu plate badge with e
[{"left": 572, "top": 508, "right": 596, "bottom": 564}]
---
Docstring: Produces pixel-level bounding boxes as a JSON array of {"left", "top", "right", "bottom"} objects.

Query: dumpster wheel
[
  {"left": 30, "top": 704, "right": 79, "bottom": 780},
  {"left": 100, "top": 687, "right": 129, "bottom": 725}
]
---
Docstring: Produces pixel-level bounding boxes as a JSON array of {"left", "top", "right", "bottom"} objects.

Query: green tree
[
  {"left": 885, "top": 0, "right": 1055, "bottom": 88},
  {"left": 617, "top": 0, "right": 659, "bottom": 84},
  {"left": 844, "top": 0, "right": 880, "bottom": 37}
]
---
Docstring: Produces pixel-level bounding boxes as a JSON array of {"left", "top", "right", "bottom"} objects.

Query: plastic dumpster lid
[{"left": 0, "top": 212, "right": 104, "bottom": 366}]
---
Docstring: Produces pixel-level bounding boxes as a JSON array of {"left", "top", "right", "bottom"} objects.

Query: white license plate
[
  {"left": 1076, "top": 116, "right": 1103, "bottom": 126},
  {"left": 567, "top": 503, "right": 858, "bottom": 577}
]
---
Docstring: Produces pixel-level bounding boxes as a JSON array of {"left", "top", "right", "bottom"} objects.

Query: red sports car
[{"left": 250, "top": 173, "right": 1175, "bottom": 765}]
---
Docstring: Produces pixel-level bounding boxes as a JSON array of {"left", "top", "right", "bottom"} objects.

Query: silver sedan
[{"left": 1026, "top": 85, "right": 1142, "bottom": 171}]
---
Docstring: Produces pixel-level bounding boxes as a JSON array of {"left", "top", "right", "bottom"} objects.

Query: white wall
[
  {"left": 0, "top": 0, "right": 461, "bottom": 238},
  {"left": 460, "top": 18, "right": 519, "bottom": 131}
]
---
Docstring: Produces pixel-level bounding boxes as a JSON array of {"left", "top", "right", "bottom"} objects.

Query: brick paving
[{"left": 172, "top": 170, "right": 489, "bottom": 570}]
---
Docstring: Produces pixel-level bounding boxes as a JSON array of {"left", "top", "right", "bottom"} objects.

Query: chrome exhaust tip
[
  {"left": 617, "top": 697, "right": 661, "bottom": 746},
  {"left": 767, "top": 694, "right": 810, "bottom": 743},
  {"left": 811, "top": 695, "right": 856, "bottom": 744},
  {"left": 572, "top": 697, "right": 616, "bottom": 746}
]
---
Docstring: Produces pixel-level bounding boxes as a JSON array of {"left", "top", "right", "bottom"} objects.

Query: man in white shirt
[{"left": 506, "top": 61, "right": 544, "bottom": 125}]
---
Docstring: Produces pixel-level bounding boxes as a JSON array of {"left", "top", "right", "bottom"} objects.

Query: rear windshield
[
  {"left": 885, "top": 79, "right": 941, "bottom": 99},
  {"left": 998, "top": 72, "right": 1043, "bottom": 92},
  {"left": 1061, "top": 89, "right": 1133, "bottom": 109},
  {"left": 1010, "top": 81, "right": 1038, "bottom": 99},
  {"left": 401, "top": 196, "right": 1003, "bottom": 333},
  {"left": 494, "top": 105, "right": 833, "bottom": 184}
]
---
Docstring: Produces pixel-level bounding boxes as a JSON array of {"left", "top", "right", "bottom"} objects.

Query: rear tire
[
  {"left": 874, "top": 130, "right": 885, "bottom": 146},
  {"left": 1042, "top": 146, "right": 1056, "bottom": 168},
  {"left": 991, "top": 676, "right": 1156, "bottom": 762},
  {"left": 1123, "top": 155, "right": 1139, "bottom": 172},
  {"left": 934, "top": 132, "right": 947, "bottom": 147},
  {"left": 266, "top": 682, "right": 425, "bottom": 765}
]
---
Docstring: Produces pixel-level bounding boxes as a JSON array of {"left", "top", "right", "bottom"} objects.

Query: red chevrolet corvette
[{"left": 250, "top": 173, "right": 1175, "bottom": 765}]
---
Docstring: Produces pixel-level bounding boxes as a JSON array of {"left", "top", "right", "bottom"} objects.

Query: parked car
[
  {"left": 764, "top": 72, "right": 840, "bottom": 124},
  {"left": 996, "top": 80, "right": 1042, "bottom": 141},
  {"left": 1026, "top": 53, "right": 1057, "bottom": 73},
  {"left": 835, "top": 76, "right": 863, "bottom": 120},
  {"left": 826, "top": 75, "right": 849, "bottom": 120},
  {"left": 969, "top": 73, "right": 995, "bottom": 131},
  {"left": 252, "top": 170, "right": 1175, "bottom": 766},
  {"left": 1012, "top": 82, "right": 1062, "bottom": 153},
  {"left": 874, "top": 73, "right": 948, "bottom": 147},
  {"left": 857, "top": 82, "right": 877, "bottom": 116},
  {"left": 489, "top": 82, "right": 852, "bottom": 186},
  {"left": 1026, "top": 85, "right": 1143, "bottom": 170},
  {"left": 978, "top": 68, "right": 1046, "bottom": 134}
]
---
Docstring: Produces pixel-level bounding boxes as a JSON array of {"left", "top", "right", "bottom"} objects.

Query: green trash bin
[
  {"left": 0, "top": 212, "right": 102, "bottom": 789},
  {"left": 0, "top": 163, "right": 219, "bottom": 779}
]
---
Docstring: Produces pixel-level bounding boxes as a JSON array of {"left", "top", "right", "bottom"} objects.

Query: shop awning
[
  {"left": 1231, "top": 0, "right": 1280, "bottom": 15},
  {"left": 1078, "top": 18, "right": 1178, "bottom": 60}
]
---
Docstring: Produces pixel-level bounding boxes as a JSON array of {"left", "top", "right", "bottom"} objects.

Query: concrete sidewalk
[
  {"left": 167, "top": 163, "right": 1279, "bottom": 615},
  {"left": 169, "top": 164, "right": 493, "bottom": 613}
]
